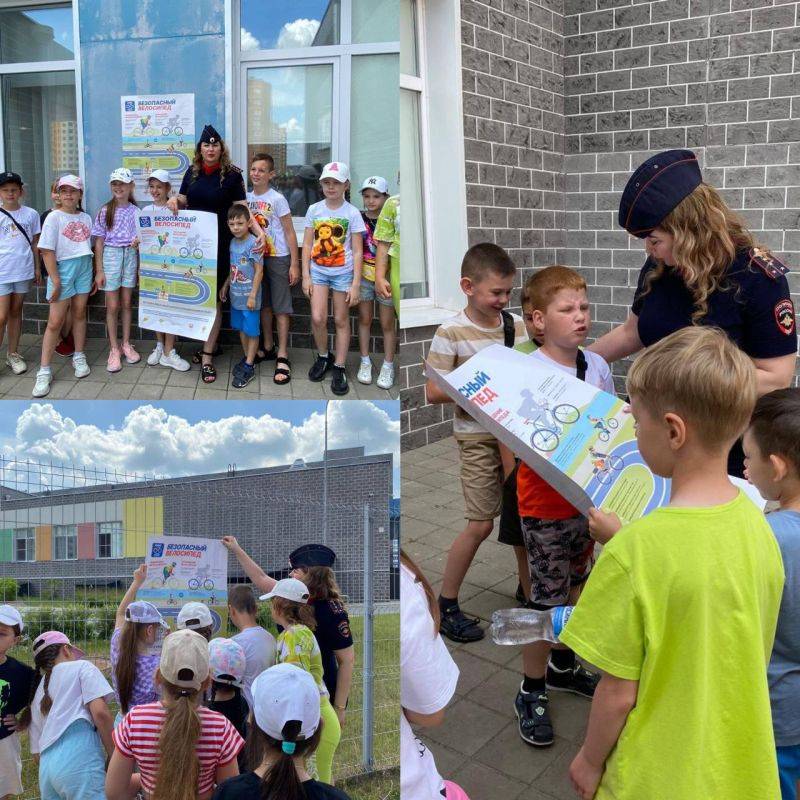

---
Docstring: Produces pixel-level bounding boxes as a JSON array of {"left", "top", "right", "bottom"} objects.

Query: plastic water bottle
[{"left": 490, "top": 605, "right": 574, "bottom": 645}]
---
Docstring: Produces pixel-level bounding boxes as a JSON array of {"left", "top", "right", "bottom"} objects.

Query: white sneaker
[
  {"left": 72, "top": 353, "right": 90, "bottom": 379},
  {"left": 5, "top": 352, "right": 26, "bottom": 375},
  {"left": 357, "top": 359, "right": 373, "bottom": 384},
  {"left": 376, "top": 361, "right": 395, "bottom": 389},
  {"left": 159, "top": 349, "right": 190, "bottom": 372},
  {"left": 147, "top": 342, "right": 164, "bottom": 366},
  {"left": 32, "top": 369, "right": 52, "bottom": 397}
]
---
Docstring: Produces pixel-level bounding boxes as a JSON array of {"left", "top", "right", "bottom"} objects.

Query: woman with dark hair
[
  {"left": 590, "top": 149, "right": 797, "bottom": 476},
  {"left": 167, "top": 124, "right": 265, "bottom": 383}
]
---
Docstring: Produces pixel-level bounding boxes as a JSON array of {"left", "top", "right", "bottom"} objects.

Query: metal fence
[{"left": 0, "top": 459, "right": 399, "bottom": 798}]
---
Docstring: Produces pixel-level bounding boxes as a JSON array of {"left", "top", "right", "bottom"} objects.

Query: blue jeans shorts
[
  {"left": 0, "top": 279, "right": 31, "bottom": 297},
  {"left": 47, "top": 255, "right": 93, "bottom": 302},
  {"left": 310, "top": 266, "right": 353, "bottom": 293},
  {"left": 39, "top": 719, "right": 106, "bottom": 800},
  {"left": 230, "top": 307, "right": 261, "bottom": 338},
  {"left": 359, "top": 277, "right": 393, "bottom": 308},
  {"left": 778, "top": 744, "right": 800, "bottom": 800},
  {"left": 102, "top": 245, "right": 138, "bottom": 291}
]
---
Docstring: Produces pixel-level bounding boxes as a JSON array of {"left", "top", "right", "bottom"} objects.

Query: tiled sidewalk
[
  {"left": 403, "top": 437, "right": 590, "bottom": 800},
  {"left": 0, "top": 334, "right": 399, "bottom": 400}
]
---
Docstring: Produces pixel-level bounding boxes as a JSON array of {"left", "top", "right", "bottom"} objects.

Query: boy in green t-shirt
[
  {"left": 562, "top": 327, "right": 784, "bottom": 800},
  {"left": 374, "top": 194, "right": 399, "bottom": 316}
]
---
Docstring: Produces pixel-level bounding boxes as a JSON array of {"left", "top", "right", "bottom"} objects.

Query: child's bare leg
[
  {"left": 275, "top": 312, "right": 290, "bottom": 359},
  {"left": 358, "top": 300, "right": 372, "bottom": 357},
  {"left": 105, "top": 289, "right": 120, "bottom": 350},
  {"left": 523, "top": 640, "right": 552, "bottom": 680},
  {"left": 378, "top": 302, "right": 397, "bottom": 362},
  {"left": 514, "top": 544, "right": 531, "bottom": 601},
  {"left": 310, "top": 286, "right": 330, "bottom": 354},
  {"left": 239, "top": 331, "right": 248, "bottom": 361},
  {"left": 70, "top": 294, "right": 89, "bottom": 353},
  {"left": 120, "top": 286, "right": 133, "bottom": 345},
  {"left": 164, "top": 333, "right": 175, "bottom": 352},
  {"left": 7, "top": 292, "right": 25, "bottom": 354},
  {"left": 61, "top": 306, "right": 72, "bottom": 339},
  {"left": 440, "top": 519, "right": 494, "bottom": 598},
  {"left": 41, "top": 300, "right": 70, "bottom": 368},
  {"left": 0, "top": 294, "right": 11, "bottom": 349},
  {"left": 331, "top": 291, "right": 350, "bottom": 365},
  {"left": 245, "top": 334, "right": 258, "bottom": 365},
  {"left": 260, "top": 305, "right": 274, "bottom": 352}
]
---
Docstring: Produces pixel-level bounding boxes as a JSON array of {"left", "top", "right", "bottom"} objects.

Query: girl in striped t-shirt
[{"left": 105, "top": 629, "right": 244, "bottom": 800}]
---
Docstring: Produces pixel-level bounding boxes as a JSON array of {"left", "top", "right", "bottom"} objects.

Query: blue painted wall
[{"left": 78, "top": 1, "right": 226, "bottom": 211}]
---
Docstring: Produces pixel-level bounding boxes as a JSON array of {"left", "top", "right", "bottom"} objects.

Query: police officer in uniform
[
  {"left": 591, "top": 149, "right": 797, "bottom": 476},
  {"left": 167, "top": 124, "right": 264, "bottom": 382}
]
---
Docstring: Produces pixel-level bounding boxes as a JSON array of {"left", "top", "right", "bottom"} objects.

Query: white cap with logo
[
  {"left": 109, "top": 167, "right": 134, "bottom": 184},
  {"left": 319, "top": 161, "right": 350, "bottom": 183},
  {"left": 0, "top": 605, "right": 23, "bottom": 631},
  {"left": 360, "top": 175, "right": 389, "bottom": 195},
  {"left": 252, "top": 663, "right": 321, "bottom": 743},
  {"left": 148, "top": 169, "right": 171, "bottom": 185},
  {"left": 259, "top": 577, "right": 310, "bottom": 603},
  {"left": 176, "top": 601, "right": 214, "bottom": 630}
]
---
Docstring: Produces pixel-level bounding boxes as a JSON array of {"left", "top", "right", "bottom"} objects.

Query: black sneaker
[
  {"left": 515, "top": 582, "right": 527, "bottom": 606},
  {"left": 331, "top": 365, "right": 349, "bottom": 396},
  {"left": 309, "top": 353, "right": 332, "bottom": 382},
  {"left": 232, "top": 357, "right": 247, "bottom": 378},
  {"left": 232, "top": 363, "right": 255, "bottom": 388},
  {"left": 514, "top": 684, "right": 554, "bottom": 747},
  {"left": 546, "top": 661, "right": 599, "bottom": 698},
  {"left": 439, "top": 608, "right": 484, "bottom": 643}
]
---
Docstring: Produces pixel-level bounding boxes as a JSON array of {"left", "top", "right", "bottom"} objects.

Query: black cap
[
  {"left": 618, "top": 149, "right": 702, "bottom": 238},
  {"left": 199, "top": 124, "right": 222, "bottom": 145},
  {"left": 0, "top": 172, "right": 23, "bottom": 187},
  {"left": 289, "top": 544, "right": 336, "bottom": 569}
]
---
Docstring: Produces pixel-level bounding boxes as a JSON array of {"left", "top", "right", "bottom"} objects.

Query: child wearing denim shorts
[
  {"left": 357, "top": 175, "right": 396, "bottom": 390},
  {"left": 302, "top": 161, "right": 365, "bottom": 396},
  {"left": 33, "top": 174, "right": 94, "bottom": 398}
]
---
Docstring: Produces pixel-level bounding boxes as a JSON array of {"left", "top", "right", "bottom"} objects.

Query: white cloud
[
  {"left": 2, "top": 403, "right": 398, "bottom": 486},
  {"left": 277, "top": 18, "right": 320, "bottom": 49},
  {"left": 240, "top": 27, "right": 259, "bottom": 51}
]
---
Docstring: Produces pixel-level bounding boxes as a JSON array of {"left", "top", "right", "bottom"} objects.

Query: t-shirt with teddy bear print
[{"left": 304, "top": 199, "right": 366, "bottom": 277}]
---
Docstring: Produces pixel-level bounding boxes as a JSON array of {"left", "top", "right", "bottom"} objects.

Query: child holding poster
[{"left": 92, "top": 168, "right": 141, "bottom": 374}]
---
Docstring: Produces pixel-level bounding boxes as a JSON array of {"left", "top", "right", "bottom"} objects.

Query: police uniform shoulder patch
[
  {"left": 749, "top": 247, "right": 790, "bottom": 281},
  {"left": 229, "top": 164, "right": 242, "bottom": 174},
  {"left": 337, "top": 619, "right": 352, "bottom": 639},
  {"left": 774, "top": 298, "right": 796, "bottom": 336},
  {"left": 328, "top": 599, "right": 345, "bottom": 615}
]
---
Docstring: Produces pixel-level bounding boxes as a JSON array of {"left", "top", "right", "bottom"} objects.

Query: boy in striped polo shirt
[{"left": 424, "top": 242, "right": 527, "bottom": 643}]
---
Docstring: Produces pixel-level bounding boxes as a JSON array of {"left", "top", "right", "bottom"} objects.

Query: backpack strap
[
  {"left": 501, "top": 310, "right": 515, "bottom": 348},
  {"left": 576, "top": 349, "right": 588, "bottom": 382},
  {"left": 0, "top": 208, "right": 31, "bottom": 248}
]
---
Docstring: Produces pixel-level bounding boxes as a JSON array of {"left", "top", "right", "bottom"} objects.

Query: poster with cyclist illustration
[
  {"left": 136, "top": 209, "right": 218, "bottom": 340},
  {"left": 121, "top": 93, "right": 195, "bottom": 201},
  {"left": 138, "top": 535, "right": 228, "bottom": 634},
  {"left": 428, "top": 343, "right": 669, "bottom": 525}
]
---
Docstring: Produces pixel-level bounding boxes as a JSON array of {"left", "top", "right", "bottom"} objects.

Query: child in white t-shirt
[
  {"left": 139, "top": 169, "right": 190, "bottom": 371},
  {"left": 33, "top": 174, "right": 95, "bottom": 398},
  {"left": 0, "top": 171, "right": 40, "bottom": 377},
  {"left": 18, "top": 631, "right": 115, "bottom": 800},
  {"left": 302, "top": 161, "right": 366, "bottom": 397},
  {"left": 246, "top": 152, "right": 299, "bottom": 386}
]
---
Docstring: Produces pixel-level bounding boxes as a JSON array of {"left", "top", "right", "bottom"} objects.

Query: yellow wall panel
[
  {"left": 123, "top": 497, "right": 163, "bottom": 557},
  {"left": 35, "top": 525, "right": 52, "bottom": 561}
]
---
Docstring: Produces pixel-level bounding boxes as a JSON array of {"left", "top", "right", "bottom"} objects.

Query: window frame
[
  {"left": 13, "top": 527, "right": 34, "bottom": 562},
  {"left": 52, "top": 523, "right": 76, "bottom": 561},
  {"left": 96, "top": 520, "right": 123, "bottom": 560}
]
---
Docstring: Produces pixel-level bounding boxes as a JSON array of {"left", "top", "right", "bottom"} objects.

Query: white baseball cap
[
  {"left": 259, "top": 577, "right": 310, "bottom": 603},
  {"left": 109, "top": 167, "right": 134, "bottom": 184},
  {"left": 360, "top": 175, "right": 389, "bottom": 195},
  {"left": 252, "top": 663, "right": 320, "bottom": 742},
  {"left": 125, "top": 600, "right": 169, "bottom": 629},
  {"left": 56, "top": 174, "right": 83, "bottom": 191},
  {"left": 159, "top": 628, "right": 209, "bottom": 691},
  {"left": 148, "top": 169, "right": 171, "bottom": 185},
  {"left": 320, "top": 161, "right": 349, "bottom": 183},
  {"left": 0, "top": 605, "right": 23, "bottom": 631},
  {"left": 176, "top": 601, "right": 214, "bottom": 630}
]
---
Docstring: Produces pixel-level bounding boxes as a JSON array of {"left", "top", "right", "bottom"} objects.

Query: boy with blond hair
[
  {"left": 564, "top": 327, "right": 783, "bottom": 800},
  {"left": 425, "top": 242, "right": 528, "bottom": 643}
]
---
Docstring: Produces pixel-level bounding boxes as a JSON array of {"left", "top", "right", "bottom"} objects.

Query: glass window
[
  {"left": 14, "top": 528, "right": 34, "bottom": 562},
  {"left": 246, "top": 64, "right": 333, "bottom": 216},
  {"left": 400, "top": 0, "right": 418, "bottom": 77},
  {"left": 353, "top": 0, "right": 399, "bottom": 44},
  {"left": 2, "top": 70, "right": 77, "bottom": 212},
  {"left": 350, "top": 54, "right": 399, "bottom": 198},
  {"left": 0, "top": 5, "right": 74, "bottom": 64},
  {"left": 98, "top": 521, "right": 123, "bottom": 559},
  {"left": 400, "top": 88, "right": 427, "bottom": 299},
  {"left": 240, "top": 0, "right": 339, "bottom": 51},
  {"left": 53, "top": 524, "right": 76, "bottom": 560}
]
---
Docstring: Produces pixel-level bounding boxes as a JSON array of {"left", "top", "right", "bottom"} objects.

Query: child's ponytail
[
  {"left": 17, "top": 643, "right": 62, "bottom": 730},
  {"left": 115, "top": 621, "right": 144, "bottom": 714}
]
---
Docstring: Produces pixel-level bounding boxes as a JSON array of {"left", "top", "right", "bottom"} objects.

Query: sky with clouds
[{"left": 0, "top": 401, "right": 399, "bottom": 495}]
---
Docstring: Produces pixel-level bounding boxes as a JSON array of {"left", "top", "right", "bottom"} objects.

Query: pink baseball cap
[
  {"left": 56, "top": 174, "right": 83, "bottom": 191},
  {"left": 32, "top": 631, "right": 86, "bottom": 660}
]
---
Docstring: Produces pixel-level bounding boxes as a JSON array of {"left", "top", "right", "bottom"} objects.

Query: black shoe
[
  {"left": 255, "top": 346, "right": 277, "bottom": 364},
  {"left": 439, "top": 608, "right": 484, "bottom": 643},
  {"left": 331, "top": 365, "right": 349, "bottom": 396},
  {"left": 232, "top": 357, "right": 247, "bottom": 378},
  {"left": 232, "top": 363, "right": 255, "bottom": 388},
  {"left": 515, "top": 582, "right": 527, "bottom": 606},
  {"left": 546, "top": 661, "right": 599, "bottom": 698},
  {"left": 514, "top": 684, "right": 554, "bottom": 747},
  {"left": 309, "top": 353, "right": 332, "bottom": 382}
]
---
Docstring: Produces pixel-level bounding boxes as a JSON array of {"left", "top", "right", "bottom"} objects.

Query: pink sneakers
[
  {"left": 121, "top": 343, "right": 141, "bottom": 364},
  {"left": 107, "top": 348, "right": 122, "bottom": 373}
]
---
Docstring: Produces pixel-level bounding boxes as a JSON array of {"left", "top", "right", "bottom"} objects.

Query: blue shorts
[
  {"left": 0, "top": 279, "right": 31, "bottom": 297},
  {"left": 778, "top": 744, "right": 800, "bottom": 800},
  {"left": 47, "top": 255, "right": 93, "bottom": 302},
  {"left": 310, "top": 266, "right": 352, "bottom": 293},
  {"left": 359, "top": 277, "right": 394, "bottom": 308},
  {"left": 230, "top": 307, "right": 261, "bottom": 338},
  {"left": 39, "top": 719, "right": 106, "bottom": 800},
  {"left": 102, "top": 245, "right": 137, "bottom": 291}
]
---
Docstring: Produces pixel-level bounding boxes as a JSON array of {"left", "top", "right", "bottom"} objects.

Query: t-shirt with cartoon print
[
  {"left": 38, "top": 209, "right": 93, "bottom": 262},
  {"left": 276, "top": 624, "right": 328, "bottom": 697},
  {"left": 228, "top": 234, "right": 263, "bottom": 311},
  {"left": 360, "top": 212, "right": 379, "bottom": 282},
  {"left": 0, "top": 205, "right": 40, "bottom": 283},
  {"left": 246, "top": 188, "right": 291, "bottom": 258},
  {"left": 304, "top": 199, "right": 366, "bottom": 277},
  {"left": 0, "top": 656, "right": 34, "bottom": 741}
]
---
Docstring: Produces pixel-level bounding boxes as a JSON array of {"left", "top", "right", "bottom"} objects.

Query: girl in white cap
[
  {"left": 211, "top": 663, "right": 352, "bottom": 799},
  {"left": 262, "top": 578, "right": 341, "bottom": 786},
  {"left": 106, "top": 628, "right": 244, "bottom": 800},
  {"left": 140, "top": 170, "right": 190, "bottom": 371},
  {"left": 91, "top": 167, "right": 140, "bottom": 374}
]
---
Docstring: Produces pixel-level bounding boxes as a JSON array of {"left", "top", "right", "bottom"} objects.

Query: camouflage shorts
[{"left": 520, "top": 514, "right": 594, "bottom": 606}]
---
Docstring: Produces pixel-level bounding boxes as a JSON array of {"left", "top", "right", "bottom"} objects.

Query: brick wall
[{"left": 401, "top": 0, "right": 800, "bottom": 449}]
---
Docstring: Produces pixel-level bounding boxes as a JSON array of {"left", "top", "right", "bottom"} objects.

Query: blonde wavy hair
[
  {"left": 189, "top": 139, "right": 237, "bottom": 186},
  {"left": 639, "top": 183, "right": 764, "bottom": 323}
]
